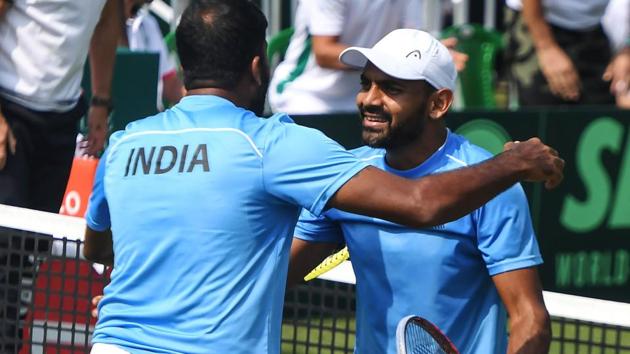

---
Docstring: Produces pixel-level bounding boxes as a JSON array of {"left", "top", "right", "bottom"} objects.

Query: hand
[
  {"left": 503, "top": 138, "right": 565, "bottom": 190},
  {"left": 0, "top": 0, "right": 12, "bottom": 18},
  {"left": 91, "top": 295, "right": 103, "bottom": 318},
  {"left": 84, "top": 106, "right": 109, "bottom": 157},
  {"left": 0, "top": 111, "right": 17, "bottom": 170},
  {"left": 441, "top": 37, "right": 469, "bottom": 72},
  {"left": 537, "top": 45, "right": 581, "bottom": 101},
  {"left": 603, "top": 48, "right": 630, "bottom": 107}
]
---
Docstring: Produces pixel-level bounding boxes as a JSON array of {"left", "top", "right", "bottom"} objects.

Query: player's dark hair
[{"left": 176, "top": 0, "right": 268, "bottom": 90}]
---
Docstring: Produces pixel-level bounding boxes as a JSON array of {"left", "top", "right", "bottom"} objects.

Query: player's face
[{"left": 357, "top": 63, "right": 433, "bottom": 149}]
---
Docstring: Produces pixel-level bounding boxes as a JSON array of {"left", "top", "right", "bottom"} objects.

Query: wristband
[{"left": 90, "top": 96, "right": 113, "bottom": 113}]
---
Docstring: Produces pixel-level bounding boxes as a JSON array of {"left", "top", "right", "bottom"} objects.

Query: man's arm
[
  {"left": 522, "top": 0, "right": 580, "bottom": 101},
  {"left": 288, "top": 238, "right": 338, "bottom": 288},
  {"left": 603, "top": 46, "right": 630, "bottom": 108},
  {"left": 83, "top": 227, "right": 114, "bottom": 267},
  {"left": 493, "top": 268, "right": 551, "bottom": 354},
  {"left": 311, "top": 35, "right": 353, "bottom": 70},
  {"left": 328, "top": 138, "right": 564, "bottom": 229},
  {"left": 0, "top": 0, "right": 11, "bottom": 18},
  {"left": 85, "top": 0, "right": 121, "bottom": 156},
  {"left": 0, "top": 112, "right": 16, "bottom": 170}
]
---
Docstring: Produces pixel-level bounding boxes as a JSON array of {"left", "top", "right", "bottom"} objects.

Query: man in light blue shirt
[
  {"left": 291, "top": 30, "right": 551, "bottom": 354},
  {"left": 83, "top": 1, "right": 563, "bottom": 353}
]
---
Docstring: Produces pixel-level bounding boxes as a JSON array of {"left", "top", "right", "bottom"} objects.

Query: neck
[
  {"left": 385, "top": 125, "right": 447, "bottom": 171},
  {"left": 185, "top": 80, "right": 253, "bottom": 110}
]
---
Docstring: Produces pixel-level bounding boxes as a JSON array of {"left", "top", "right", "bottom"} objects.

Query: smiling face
[{"left": 357, "top": 62, "right": 436, "bottom": 149}]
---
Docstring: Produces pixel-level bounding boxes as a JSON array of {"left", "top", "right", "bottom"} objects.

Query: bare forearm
[
  {"left": 330, "top": 138, "right": 562, "bottom": 229},
  {"left": 507, "top": 311, "right": 551, "bottom": 354},
  {"left": 311, "top": 36, "right": 353, "bottom": 70},
  {"left": 288, "top": 239, "right": 337, "bottom": 289},
  {"left": 522, "top": 0, "right": 557, "bottom": 50},
  {"left": 89, "top": 0, "right": 120, "bottom": 98},
  {"left": 83, "top": 227, "right": 114, "bottom": 266}
]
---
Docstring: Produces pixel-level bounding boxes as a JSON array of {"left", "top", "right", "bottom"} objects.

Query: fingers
[
  {"left": 538, "top": 46, "right": 581, "bottom": 101},
  {"left": 440, "top": 37, "right": 458, "bottom": 49},
  {"left": 544, "top": 157, "right": 565, "bottom": 190},
  {"left": 548, "top": 68, "right": 580, "bottom": 101},
  {"left": 0, "top": 114, "right": 16, "bottom": 170},
  {"left": 91, "top": 295, "right": 103, "bottom": 318}
]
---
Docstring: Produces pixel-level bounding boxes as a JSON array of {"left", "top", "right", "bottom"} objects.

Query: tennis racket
[
  {"left": 303, "top": 245, "right": 349, "bottom": 281},
  {"left": 396, "top": 315, "right": 459, "bottom": 354}
]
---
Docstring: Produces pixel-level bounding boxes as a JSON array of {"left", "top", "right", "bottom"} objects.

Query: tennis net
[{"left": 1, "top": 204, "right": 629, "bottom": 354}]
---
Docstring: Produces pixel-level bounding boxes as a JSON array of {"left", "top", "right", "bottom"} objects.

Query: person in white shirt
[
  {"left": 0, "top": 0, "right": 120, "bottom": 352},
  {"left": 268, "top": 0, "right": 467, "bottom": 115},
  {"left": 504, "top": 0, "right": 630, "bottom": 107},
  {"left": 123, "top": 0, "right": 185, "bottom": 110}
]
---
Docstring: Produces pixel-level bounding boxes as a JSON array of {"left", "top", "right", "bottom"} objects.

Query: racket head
[{"left": 396, "top": 315, "right": 459, "bottom": 354}]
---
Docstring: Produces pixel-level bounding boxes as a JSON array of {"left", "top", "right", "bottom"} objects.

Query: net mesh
[{"left": 1, "top": 204, "right": 629, "bottom": 354}]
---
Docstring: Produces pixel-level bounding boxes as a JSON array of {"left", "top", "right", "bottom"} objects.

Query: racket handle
[{"left": 304, "top": 246, "right": 350, "bottom": 281}]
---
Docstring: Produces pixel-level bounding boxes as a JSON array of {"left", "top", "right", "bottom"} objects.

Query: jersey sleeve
[
  {"left": 262, "top": 116, "right": 368, "bottom": 216},
  {"left": 306, "top": 0, "right": 346, "bottom": 36},
  {"left": 85, "top": 149, "right": 111, "bottom": 231},
  {"left": 85, "top": 131, "right": 124, "bottom": 231},
  {"left": 476, "top": 183, "right": 543, "bottom": 276},
  {"left": 294, "top": 208, "right": 345, "bottom": 243}
]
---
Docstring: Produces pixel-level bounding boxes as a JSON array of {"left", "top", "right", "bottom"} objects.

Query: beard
[{"left": 360, "top": 109, "right": 426, "bottom": 149}]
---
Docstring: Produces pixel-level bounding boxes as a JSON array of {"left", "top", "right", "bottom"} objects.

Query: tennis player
[
  {"left": 83, "top": 1, "right": 563, "bottom": 353},
  {"left": 290, "top": 30, "right": 551, "bottom": 354}
]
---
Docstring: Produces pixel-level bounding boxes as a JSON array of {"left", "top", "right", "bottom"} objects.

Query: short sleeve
[
  {"left": 85, "top": 148, "right": 111, "bottom": 232},
  {"left": 85, "top": 131, "right": 124, "bottom": 231},
  {"left": 307, "top": 0, "right": 346, "bottom": 36},
  {"left": 294, "top": 208, "right": 345, "bottom": 243},
  {"left": 476, "top": 183, "right": 543, "bottom": 276},
  {"left": 262, "top": 116, "right": 368, "bottom": 216}
]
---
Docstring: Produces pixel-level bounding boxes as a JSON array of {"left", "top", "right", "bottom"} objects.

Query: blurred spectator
[
  {"left": 123, "top": 0, "right": 185, "bottom": 110},
  {"left": 504, "top": 0, "right": 630, "bottom": 107},
  {"left": 602, "top": 0, "right": 630, "bottom": 108},
  {"left": 268, "top": 0, "right": 424, "bottom": 114},
  {"left": 0, "top": 0, "right": 120, "bottom": 352}
]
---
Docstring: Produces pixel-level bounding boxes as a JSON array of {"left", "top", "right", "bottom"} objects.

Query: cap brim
[{"left": 339, "top": 47, "right": 426, "bottom": 81}]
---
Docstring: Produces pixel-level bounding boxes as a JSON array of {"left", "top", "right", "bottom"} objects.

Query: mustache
[{"left": 360, "top": 107, "right": 391, "bottom": 121}]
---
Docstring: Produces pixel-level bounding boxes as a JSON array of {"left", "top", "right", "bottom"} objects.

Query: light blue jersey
[
  {"left": 85, "top": 95, "right": 368, "bottom": 354},
  {"left": 295, "top": 130, "right": 542, "bottom": 354}
]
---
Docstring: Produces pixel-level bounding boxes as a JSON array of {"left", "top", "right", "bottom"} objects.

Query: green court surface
[
  {"left": 549, "top": 320, "right": 630, "bottom": 354},
  {"left": 281, "top": 318, "right": 355, "bottom": 354}
]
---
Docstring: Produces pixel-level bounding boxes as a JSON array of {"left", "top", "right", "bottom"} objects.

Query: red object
[{"left": 20, "top": 157, "right": 107, "bottom": 353}]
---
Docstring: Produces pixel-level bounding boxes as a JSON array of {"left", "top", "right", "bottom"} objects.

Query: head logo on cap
[{"left": 405, "top": 50, "right": 422, "bottom": 60}]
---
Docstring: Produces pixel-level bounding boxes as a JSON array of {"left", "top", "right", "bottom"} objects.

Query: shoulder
[
  {"left": 348, "top": 146, "right": 385, "bottom": 163},
  {"left": 446, "top": 132, "right": 495, "bottom": 166}
]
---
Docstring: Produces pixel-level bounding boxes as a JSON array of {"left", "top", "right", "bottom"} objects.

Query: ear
[
  {"left": 250, "top": 55, "right": 262, "bottom": 86},
  {"left": 428, "top": 89, "right": 454, "bottom": 120}
]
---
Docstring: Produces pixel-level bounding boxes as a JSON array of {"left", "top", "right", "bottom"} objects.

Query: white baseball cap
[{"left": 340, "top": 29, "right": 457, "bottom": 91}]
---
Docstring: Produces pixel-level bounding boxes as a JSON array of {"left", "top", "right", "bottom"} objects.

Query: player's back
[{"left": 93, "top": 96, "right": 298, "bottom": 353}]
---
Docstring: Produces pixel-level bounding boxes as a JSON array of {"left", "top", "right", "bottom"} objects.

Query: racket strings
[{"left": 405, "top": 322, "right": 448, "bottom": 354}]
